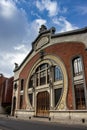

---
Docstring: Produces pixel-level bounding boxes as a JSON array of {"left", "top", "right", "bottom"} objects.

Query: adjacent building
[
  {"left": 0, "top": 74, "right": 13, "bottom": 114},
  {"left": 12, "top": 25, "right": 87, "bottom": 122}
]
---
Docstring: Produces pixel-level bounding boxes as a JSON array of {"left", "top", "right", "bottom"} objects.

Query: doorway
[{"left": 36, "top": 91, "right": 49, "bottom": 117}]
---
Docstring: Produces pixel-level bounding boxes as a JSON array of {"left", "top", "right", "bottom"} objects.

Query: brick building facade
[
  {"left": 0, "top": 74, "right": 13, "bottom": 114},
  {"left": 12, "top": 25, "right": 87, "bottom": 122}
]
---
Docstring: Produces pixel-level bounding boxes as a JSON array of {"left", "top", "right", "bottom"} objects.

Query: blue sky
[{"left": 0, "top": 0, "right": 87, "bottom": 77}]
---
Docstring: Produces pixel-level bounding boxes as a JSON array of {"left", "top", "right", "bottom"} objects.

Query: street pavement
[{"left": 0, "top": 115, "right": 87, "bottom": 130}]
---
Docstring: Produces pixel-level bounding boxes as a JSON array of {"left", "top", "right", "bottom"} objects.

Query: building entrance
[{"left": 36, "top": 91, "right": 49, "bottom": 117}]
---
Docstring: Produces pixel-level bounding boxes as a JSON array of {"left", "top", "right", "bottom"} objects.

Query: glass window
[
  {"left": 40, "top": 70, "right": 46, "bottom": 85},
  {"left": 29, "top": 75, "right": 34, "bottom": 88},
  {"left": 28, "top": 93, "right": 33, "bottom": 106},
  {"left": 35, "top": 63, "right": 49, "bottom": 86},
  {"left": 73, "top": 57, "right": 83, "bottom": 76},
  {"left": 20, "top": 95, "right": 23, "bottom": 109},
  {"left": 21, "top": 79, "right": 24, "bottom": 91},
  {"left": 74, "top": 84, "right": 86, "bottom": 109},
  {"left": 54, "top": 88, "right": 62, "bottom": 107},
  {"left": 54, "top": 66, "right": 63, "bottom": 81},
  {"left": 14, "top": 83, "right": 17, "bottom": 90}
]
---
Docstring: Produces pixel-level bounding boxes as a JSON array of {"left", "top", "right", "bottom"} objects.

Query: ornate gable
[{"left": 32, "top": 25, "right": 56, "bottom": 51}]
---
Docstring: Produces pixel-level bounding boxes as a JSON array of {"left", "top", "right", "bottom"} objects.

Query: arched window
[
  {"left": 54, "top": 66, "right": 63, "bottom": 81},
  {"left": 72, "top": 57, "right": 83, "bottom": 76},
  {"left": 28, "top": 62, "right": 63, "bottom": 109}
]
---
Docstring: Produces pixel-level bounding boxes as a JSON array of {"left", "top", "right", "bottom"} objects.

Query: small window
[
  {"left": 29, "top": 75, "right": 34, "bottom": 88},
  {"left": 54, "top": 88, "right": 62, "bottom": 107},
  {"left": 72, "top": 57, "right": 83, "bottom": 76},
  {"left": 20, "top": 95, "right": 23, "bottom": 109},
  {"left": 54, "top": 66, "right": 63, "bottom": 81},
  {"left": 28, "top": 93, "right": 33, "bottom": 106},
  {"left": 21, "top": 79, "right": 24, "bottom": 91},
  {"left": 14, "top": 83, "right": 17, "bottom": 90}
]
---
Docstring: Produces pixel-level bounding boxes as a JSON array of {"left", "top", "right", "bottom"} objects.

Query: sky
[{"left": 0, "top": 0, "right": 87, "bottom": 77}]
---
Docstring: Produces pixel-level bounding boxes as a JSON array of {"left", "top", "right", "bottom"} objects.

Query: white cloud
[
  {"left": 52, "top": 16, "right": 78, "bottom": 32},
  {"left": 0, "top": 0, "right": 31, "bottom": 52},
  {"left": 0, "top": 44, "right": 30, "bottom": 77},
  {"left": 14, "top": 44, "right": 26, "bottom": 51},
  {"left": 36, "top": 0, "right": 58, "bottom": 17},
  {"left": 0, "top": 0, "right": 16, "bottom": 19},
  {"left": 0, "top": 0, "right": 41, "bottom": 77},
  {"left": 31, "top": 11, "right": 41, "bottom": 18}
]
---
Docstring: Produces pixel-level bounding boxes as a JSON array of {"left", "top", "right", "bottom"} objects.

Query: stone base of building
[
  {"left": 49, "top": 110, "right": 87, "bottom": 124},
  {"left": 14, "top": 109, "right": 35, "bottom": 119},
  {"left": 14, "top": 109, "right": 87, "bottom": 124}
]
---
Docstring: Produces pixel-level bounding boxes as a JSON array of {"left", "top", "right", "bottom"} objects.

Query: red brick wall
[
  {"left": 19, "top": 42, "right": 87, "bottom": 110},
  {"left": 1, "top": 77, "right": 13, "bottom": 105},
  {"left": 0, "top": 75, "right": 6, "bottom": 103}
]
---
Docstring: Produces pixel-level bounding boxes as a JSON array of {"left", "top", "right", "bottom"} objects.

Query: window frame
[{"left": 72, "top": 57, "right": 83, "bottom": 76}]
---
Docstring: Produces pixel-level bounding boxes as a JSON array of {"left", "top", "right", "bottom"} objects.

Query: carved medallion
[{"left": 36, "top": 36, "right": 49, "bottom": 50}]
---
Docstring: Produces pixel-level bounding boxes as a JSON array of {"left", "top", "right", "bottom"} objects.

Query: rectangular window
[
  {"left": 47, "top": 69, "right": 50, "bottom": 83},
  {"left": 29, "top": 75, "right": 34, "bottom": 88},
  {"left": 21, "top": 79, "right": 24, "bottom": 91},
  {"left": 28, "top": 94, "right": 33, "bottom": 106},
  {"left": 74, "top": 84, "right": 86, "bottom": 109},
  {"left": 73, "top": 57, "right": 83, "bottom": 76},
  {"left": 40, "top": 70, "right": 46, "bottom": 85},
  {"left": 54, "top": 88, "right": 62, "bottom": 107},
  {"left": 20, "top": 95, "right": 23, "bottom": 109}
]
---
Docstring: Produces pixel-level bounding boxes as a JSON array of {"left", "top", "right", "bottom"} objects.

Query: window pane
[
  {"left": 47, "top": 69, "right": 50, "bottom": 83},
  {"left": 29, "top": 75, "right": 34, "bottom": 88},
  {"left": 54, "top": 88, "right": 62, "bottom": 107},
  {"left": 20, "top": 95, "right": 23, "bottom": 109},
  {"left": 54, "top": 66, "right": 62, "bottom": 81},
  {"left": 21, "top": 79, "right": 24, "bottom": 91},
  {"left": 28, "top": 94, "right": 33, "bottom": 106},
  {"left": 74, "top": 84, "right": 86, "bottom": 109},
  {"left": 73, "top": 57, "right": 83, "bottom": 76},
  {"left": 35, "top": 63, "right": 49, "bottom": 86},
  {"left": 40, "top": 71, "right": 46, "bottom": 85}
]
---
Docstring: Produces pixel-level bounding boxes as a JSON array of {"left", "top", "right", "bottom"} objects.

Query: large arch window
[{"left": 28, "top": 61, "right": 63, "bottom": 110}]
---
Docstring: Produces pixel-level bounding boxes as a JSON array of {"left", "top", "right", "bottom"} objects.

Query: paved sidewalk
[{"left": 0, "top": 114, "right": 87, "bottom": 127}]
